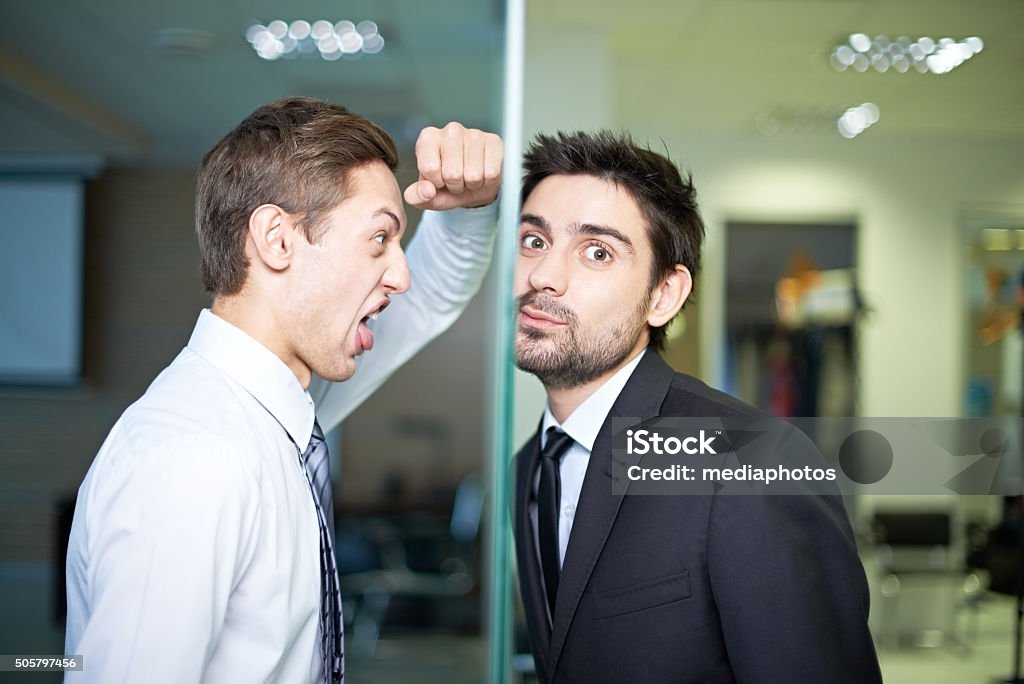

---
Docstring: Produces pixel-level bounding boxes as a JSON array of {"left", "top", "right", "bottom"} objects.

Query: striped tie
[{"left": 302, "top": 419, "right": 344, "bottom": 683}]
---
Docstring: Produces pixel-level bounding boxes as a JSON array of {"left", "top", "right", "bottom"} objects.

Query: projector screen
[{"left": 0, "top": 177, "right": 84, "bottom": 385}]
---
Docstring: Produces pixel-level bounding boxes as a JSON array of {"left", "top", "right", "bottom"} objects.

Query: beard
[{"left": 514, "top": 290, "right": 649, "bottom": 390}]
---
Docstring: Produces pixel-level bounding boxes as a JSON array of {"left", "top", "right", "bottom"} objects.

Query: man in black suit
[{"left": 511, "top": 131, "right": 881, "bottom": 683}]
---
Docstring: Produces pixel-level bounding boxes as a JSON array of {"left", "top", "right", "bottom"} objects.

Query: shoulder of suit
[{"left": 663, "top": 370, "right": 770, "bottom": 420}]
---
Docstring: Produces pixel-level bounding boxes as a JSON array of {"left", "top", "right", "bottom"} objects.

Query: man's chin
[
  {"left": 314, "top": 361, "right": 356, "bottom": 384},
  {"left": 514, "top": 346, "right": 565, "bottom": 377},
  {"left": 513, "top": 337, "right": 548, "bottom": 368}
]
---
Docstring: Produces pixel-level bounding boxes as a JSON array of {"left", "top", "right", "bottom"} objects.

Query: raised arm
[{"left": 311, "top": 123, "right": 502, "bottom": 430}]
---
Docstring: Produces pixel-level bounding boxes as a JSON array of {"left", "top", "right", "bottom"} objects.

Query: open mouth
[
  {"left": 361, "top": 298, "right": 390, "bottom": 325},
  {"left": 355, "top": 299, "right": 390, "bottom": 354}
]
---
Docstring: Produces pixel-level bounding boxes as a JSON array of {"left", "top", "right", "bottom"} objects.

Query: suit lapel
[
  {"left": 514, "top": 431, "right": 553, "bottom": 679},
  {"left": 546, "top": 350, "right": 677, "bottom": 676}
]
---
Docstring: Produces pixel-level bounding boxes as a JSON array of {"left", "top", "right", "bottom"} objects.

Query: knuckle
[{"left": 416, "top": 128, "right": 440, "bottom": 150}]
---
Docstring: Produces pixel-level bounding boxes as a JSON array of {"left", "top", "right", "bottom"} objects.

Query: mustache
[{"left": 517, "top": 291, "right": 577, "bottom": 326}]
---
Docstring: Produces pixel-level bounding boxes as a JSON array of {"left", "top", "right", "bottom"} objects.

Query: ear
[
  {"left": 647, "top": 265, "right": 693, "bottom": 328},
  {"left": 247, "top": 204, "right": 298, "bottom": 272}
]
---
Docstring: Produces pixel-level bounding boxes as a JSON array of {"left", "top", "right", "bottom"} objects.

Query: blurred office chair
[
  {"left": 968, "top": 497, "right": 1024, "bottom": 681},
  {"left": 872, "top": 510, "right": 971, "bottom": 650},
  {"left": 338, "top": 473, "right": 484, "bottom": 657}
]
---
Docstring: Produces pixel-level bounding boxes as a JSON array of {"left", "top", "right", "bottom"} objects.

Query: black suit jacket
[{"left": 513, "top": 350, "right": 881, "bottom": 683}]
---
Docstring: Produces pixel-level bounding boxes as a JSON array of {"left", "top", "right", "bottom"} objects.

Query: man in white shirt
[{"left": 65, "top": 97, "right": 502, "bottom": 683}]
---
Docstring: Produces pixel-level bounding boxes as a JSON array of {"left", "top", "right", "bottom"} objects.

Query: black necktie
[
  {"left": 538, "top": 427, "right": 574, "bottom": 618},
  {"left": 301, "top": 419, "right": 344, "bottom": 683}
]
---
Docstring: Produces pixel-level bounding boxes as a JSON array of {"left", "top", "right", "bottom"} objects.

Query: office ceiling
[
  {"left": 0, "top": 0, "right": 1020, "bottom": 170},
  {"left": 533, "top": 0, "right": 1024, "bottom": 141},
  {"left": 0, "top": 0, "right": 504, "bottom": 168}
]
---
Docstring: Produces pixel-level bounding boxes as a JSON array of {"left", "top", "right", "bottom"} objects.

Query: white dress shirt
[
  {"left": 65, "top": 206, "right": 496, "bottom": 683},
  {"left": 533, "top": 349, "right": 646, "bottom": 567}
]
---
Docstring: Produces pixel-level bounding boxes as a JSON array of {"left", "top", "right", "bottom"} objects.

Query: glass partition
[{"left": 486, "top": 1, "right": 525, "bottom": 682}]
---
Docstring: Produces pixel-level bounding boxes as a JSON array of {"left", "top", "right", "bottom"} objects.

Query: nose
[
  {"left": 519, "top": 248, "right": 568, "bottom": 297},
  {"left": 384, "top": 246, "right": 411, "bottom": 294}
]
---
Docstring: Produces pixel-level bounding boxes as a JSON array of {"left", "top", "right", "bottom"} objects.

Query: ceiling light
[
  {"left": 311, "top": 20, "right": 333, "bottom": 41},
  {"left": 830, "top": 34, "right": 983, "bottom": 74},
  {"left": 356, "top": 21, "right": 378, "bottom": 38},
  {"left": 837, "top": 103, "right": 879, "bottom": 139},
  {"left": 755, "top": 104, "right": 879, "bottom": 139},
  {"left": 849, "top": 33, "right": 872, "bottom": 53},
  {"left": 245, "top": 19, "right": 385, "bottom": 61},
  {"left": 267, "top": 21, "right": 288, "bottom": 40},
  {"left": 289, "top": 21, "right": 311, "bottom": 41}
]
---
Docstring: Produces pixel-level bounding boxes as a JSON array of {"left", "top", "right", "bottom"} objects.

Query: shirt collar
[
  {"left": 541, "top": 348, "right": 648, "bottom": 452},
  {"left": 187, "top": 309, "right": 316, "bottom": 451}
]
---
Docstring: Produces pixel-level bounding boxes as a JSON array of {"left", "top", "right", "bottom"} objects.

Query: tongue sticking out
[{"left": 356, "top": 320, "right": 375, "bottom": 353}]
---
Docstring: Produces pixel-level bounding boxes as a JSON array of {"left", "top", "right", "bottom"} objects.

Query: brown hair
[
  {"left": 196, "top": 96, "right": 398, "bottom": 295},
  {"left": 521, "top": 130, "right": 704, "bottom": 351}
]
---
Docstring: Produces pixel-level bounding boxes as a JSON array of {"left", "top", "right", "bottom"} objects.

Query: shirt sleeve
[
  {"left": 310, "top": 204, "right": 497, "bottom": 431},
  {"left": 66, "top": 432, "right": 260, "bottom": 683}
]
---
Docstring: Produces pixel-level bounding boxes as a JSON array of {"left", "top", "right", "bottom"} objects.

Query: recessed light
[
  {"left": 830, "top": 34, "right": 983, "bottom": 74},
  {"left": 245, "top": 19, "right": 385, "bottom": 61}
]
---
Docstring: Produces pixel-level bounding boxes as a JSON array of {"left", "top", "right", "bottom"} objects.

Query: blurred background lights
[
  {"left": 246, "top": 19, "right": 385, "bottom": 61},
  {"left": 755, "top": 103, "right": 880, "bottom": 139},
  {"left": 831, "top": 34, "right": 982, "bottom": 74},
  {"left": 837, "top": 103, "right": 879, "bottom": 139},
  {"left": 849, "top": 33, "right": 872, "bottom": 53}
]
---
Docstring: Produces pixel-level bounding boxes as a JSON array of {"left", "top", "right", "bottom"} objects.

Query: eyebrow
[
  {"left": 520, "top": 213, "right": 550, "bottom": 234},
  {"left": 578, "top": 223, "right": 635, "bottom": 254},
  {"left": 375, "top": 208, "right": 403, "bottom": 233},
  {"left": 520, "top": 212, "right": 635, "bottom": 254}
]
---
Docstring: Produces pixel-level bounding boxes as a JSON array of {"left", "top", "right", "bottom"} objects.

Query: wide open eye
[
  {"left": 521, "top": 234, "right": 547, "bottom": 250},
  {"left": 583, "top": 244, "right": 612, "bottom": 262}
]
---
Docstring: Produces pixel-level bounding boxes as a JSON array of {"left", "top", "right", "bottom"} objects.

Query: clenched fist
[{"left": 404, "top": 122, "right": 503, "bottom": 211}]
